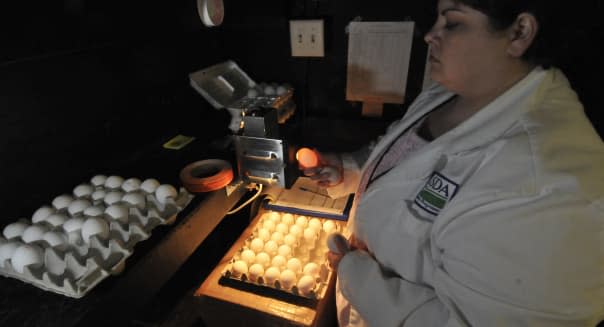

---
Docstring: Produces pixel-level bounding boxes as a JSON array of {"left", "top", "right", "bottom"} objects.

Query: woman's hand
[
  {"left": 327, "top": 233, "right": 368, "bottom": 271},
  {"left": 302, "top": 152, "right": 343, "bottom": 187}
]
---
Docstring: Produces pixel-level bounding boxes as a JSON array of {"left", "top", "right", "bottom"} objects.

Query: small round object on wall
[{"left": 198, "top": 0, "right": 224, "bottom": 27}]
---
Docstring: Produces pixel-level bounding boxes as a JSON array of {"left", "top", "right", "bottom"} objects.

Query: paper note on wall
[{"left": 346, "top": 21, "right": 415, "bottom": 104}]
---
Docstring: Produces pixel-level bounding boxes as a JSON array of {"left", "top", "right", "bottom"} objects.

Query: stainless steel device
[{"left": 189, "top": 60, "right": 298, "bottom": 188}]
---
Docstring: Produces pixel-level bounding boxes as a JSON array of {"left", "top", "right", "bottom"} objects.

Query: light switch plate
[{"left": 289, "top": 20, "right": 324, "bottom": 57}]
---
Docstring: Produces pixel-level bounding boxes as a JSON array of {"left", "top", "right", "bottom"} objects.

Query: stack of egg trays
[
  {"left": 222, "top": 210, "right": 340, "bottom": 300},
  {"left": 0, "top": 175, "right": 193, "bottom": 298}
]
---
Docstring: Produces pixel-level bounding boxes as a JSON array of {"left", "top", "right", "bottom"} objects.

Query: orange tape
[{"left": 179, "top": 159, "right": 234, "bottom": 193}]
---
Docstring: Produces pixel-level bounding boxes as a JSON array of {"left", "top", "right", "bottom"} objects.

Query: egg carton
[
  {"left": 0, "top": 175, "right": 194, "bottom": 298},
  {"left": 221, "top": 210, "right": 343, "bottom": 300}
]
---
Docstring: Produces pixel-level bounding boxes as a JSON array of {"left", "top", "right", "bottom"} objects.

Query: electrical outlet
[{"left": 289, "top": 20, "right": 324, "bottom": 57}]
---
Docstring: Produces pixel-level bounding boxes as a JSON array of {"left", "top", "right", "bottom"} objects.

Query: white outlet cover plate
[{"left": 289, "top": 20, "right": 325, "bottom": 57}]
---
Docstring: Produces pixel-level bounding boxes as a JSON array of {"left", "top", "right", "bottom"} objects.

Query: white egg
[
  {"left": 283, "top": 234, "right": 297, "bottom": 247},
  {"left": 250, "top": 238, "right": 264, "bottom": 253},
  {"left": 247, "top": 88, "right": 259, "bottom": 98},
  {"left": 31, "top": 206, "right": 55, "bottom": 224},
  {"left": 21, "top": 225, "right": 49, "bottom": 243},
  {"left": 83, "top": 206, "right": 104, "bottom": 217},
  {"left": 323, "top": 220, "right": 336, "bottom": 234},
  {"left": 231, "top": 260, "right": 248, "bottom": 278},
  {"left": 303, "top": 228, "right": 317, "bottom": 243},
  {"left": 73, "top": 184, "right": 94, "bottom": 198},
  {"left": 104, "top": 191, "right": 124, "bottom": 206},
  {"left": 255, "top": 252, "right": 271, "bottom": 268},
  {"left": 248, "top": 263, "right": 264, "bottom": 283},
  {"left": 67, "top": 199, "right": 91, "bottom": 216},
  {"left": 11, "top": 244, "right": 44, "bottom": 273},
  {"left": 270, "top": 232, "right": 284, "bottom": 244},
  {"left": 104, "top": 175, "right": 124, "bottom": 189},
  {"left": 121, "top": 178, "right": 141, "bottom": 192},
  {"left": 155, "top": 184, "right": 178, "bottom": 204},
  {"left": 279, "top": 269, "right": 296, "bottom": 289},
  {"left": 308, "top": 218, "right": 322, "bottom": 232},
  {"left": 45, "top": 214, "right": 68, "bottom": 227},
  {"left": 275, "top": 223, "right": 289, "bottom": 235},
  {"left": 287, "top": 257, "right": 302, "bottom": 274},
  {"left": 278, "top": 244, "right": 292, "bottom": 258},
  {"left": 297, "top": 275, "right": 316, "bottom": 295},
  {"left": 271, "top": 255, "right": 287, "bottom": 269},
  {"left": 62, "top": 217, "right": 85, "bottom": 233},
  {"left": 263, "top": 240, "right": 278, "bottom": 256},
  {"left": 90, "top": 175, "right": 107, "bottom": 187},
  {"left": 257, "top": 228, "right": 271, "bottom": 242},
  {"left": 289, "top": 225, "right": 302, "bottom": 238},
  {"left": 0, "top": 242, "right": 20, "bottom": 268},
  {"left": 268, "top": 211, "right": 281, "bottom": 223},
  {"left": 121, "top": 192, "right": 146, "bottom": 209},
  {"left": 105, "top": 204, "right": 129, "bottom": 224},
  {"left": 303, "top": 262, "right": 320, "bottom": 277},
  {"left": 241, "top": 249, "right": 256, "bottom": 264},
  {"left": 295, "top": 216, "right": 308, "bottom": 228},
  {"left": 91, "top": 189, "right": 107, "bottom": 202},
  {"left": 281, "top": 213, "right": 295, "bottom": 226},
  {"left": 42, "top": 231, "right": 67, "bottom": 247},
  {"left": 263, "top": 85, "right": 276, "bottom": 96},
  {"left": 140, "top": 178, "right": 160, "bottom": 194},
  {"left": 52, "top": 194, "right": 74, "bottom": 210},
  {"left": 276, "top": 85, "right": 288, "bottom": 96},
  {"left": 3, "top": 222, "right": 29, "bottom": 239},
  {"left": 264, "top": 266, "right": 280, "bottom": 285},
  {"left": 81, "top": 217, "right": 109, "bottom": 243},
  {"left": 262, "top": 220, "right": 276, "bottom": 233}
]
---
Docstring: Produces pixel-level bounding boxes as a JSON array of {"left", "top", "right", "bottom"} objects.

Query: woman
[{"left": 306, "top": 0, "right": 604, "bottom": 325}]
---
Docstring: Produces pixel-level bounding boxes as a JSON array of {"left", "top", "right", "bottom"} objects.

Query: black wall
[{"left": 1, "top": 0, "right": 602, "bottom": 224}]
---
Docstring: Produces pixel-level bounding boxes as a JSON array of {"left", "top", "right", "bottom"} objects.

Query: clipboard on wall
[{"left": 346, "top": 21, "right": 415, "bottom": 117}]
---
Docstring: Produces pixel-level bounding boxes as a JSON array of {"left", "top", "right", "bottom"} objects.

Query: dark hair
[{"left": 454, "top": 0, "right": 563, "bottom": 68}]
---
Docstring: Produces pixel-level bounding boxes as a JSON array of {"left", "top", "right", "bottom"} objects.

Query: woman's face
[{"left": 424, "top": 0, "right": 513, "bottom": 94}]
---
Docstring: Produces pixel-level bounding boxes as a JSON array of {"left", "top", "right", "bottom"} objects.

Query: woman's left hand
[{"left": 327, "top": 250, "right": 345, "bottom": 271}]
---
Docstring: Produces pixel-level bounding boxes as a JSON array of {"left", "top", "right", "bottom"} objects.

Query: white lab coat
[{"left": 333, "top": 67, "right": 604, "bottom": 326}]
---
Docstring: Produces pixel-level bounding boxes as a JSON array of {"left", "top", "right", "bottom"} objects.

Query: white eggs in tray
[
  {"left": 32, "top": 206, "right": 55, "bottom": 224},
  {"left": 140, "top": 178, "right": 160, "bottom": 194},
  {"left": 52, "top": 194, "right": 74, "bottom": 210},
  {"left": 73, "top": 184, "right": 94, "bottom": 198},
  {"left": 121, "top": 178, "right": 141, "bottom": 193},
  {"left": 0, "top": 174, "right": 193, "bottom": 298},
  {"left": 3, "top": 221, "right": 29, "bottom": 240},
  {"left": 225, "top": 210, "right": 342, "bottom": 300}
]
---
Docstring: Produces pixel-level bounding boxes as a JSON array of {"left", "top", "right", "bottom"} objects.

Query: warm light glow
[{"left": 296, "top": 147, "right": 319, "bottom": 169}]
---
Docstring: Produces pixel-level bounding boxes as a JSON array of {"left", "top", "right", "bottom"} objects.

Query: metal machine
[{"left": 189, "top": 60, "right": 298, "bottom": 189}]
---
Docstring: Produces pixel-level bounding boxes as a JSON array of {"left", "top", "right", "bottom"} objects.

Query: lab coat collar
[{"left": 362, "top": 67, "right": 553, "bottom": 173}]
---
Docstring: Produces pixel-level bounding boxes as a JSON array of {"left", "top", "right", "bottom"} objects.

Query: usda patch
[{"left": 414, "top": 172, "right": 459, "bottom": 215}]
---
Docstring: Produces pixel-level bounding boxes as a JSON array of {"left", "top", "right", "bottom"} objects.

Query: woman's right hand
[{"left": 302, "top": 152, "right": 343, "bottom": 187}]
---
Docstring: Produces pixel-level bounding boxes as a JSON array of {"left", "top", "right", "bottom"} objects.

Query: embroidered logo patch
[{"left": 414, "top": 172, "right": 459, "bottom": 215}]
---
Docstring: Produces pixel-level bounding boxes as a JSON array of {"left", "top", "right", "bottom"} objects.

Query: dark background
[
  {"left": 0, "top": 0, "right": 602, "bottom": 326},
  {"left": 1, "top": 0, "right": 601, "bottom": 224}
]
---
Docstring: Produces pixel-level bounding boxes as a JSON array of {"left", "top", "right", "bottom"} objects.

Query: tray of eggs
[
  {"left": 222, "top": 210, "right": 342, "bottom": 301},
  {"left": 0, "top": 175, "right": 193, "bottom": 298}
]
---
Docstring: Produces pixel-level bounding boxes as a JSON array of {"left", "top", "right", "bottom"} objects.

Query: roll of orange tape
[{"left": 179, "top": 159, "right": 234, "bottom": 193}]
